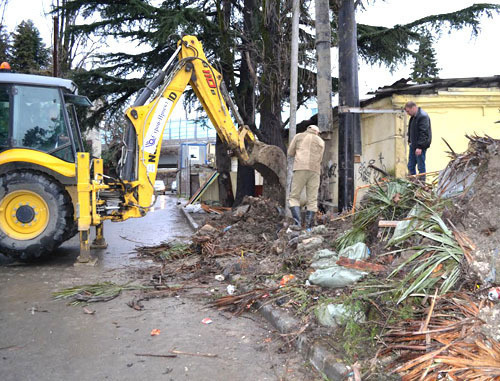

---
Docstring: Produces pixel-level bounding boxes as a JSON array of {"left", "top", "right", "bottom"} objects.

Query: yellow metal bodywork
[
  {"left": 0, "top": 190, "right": 49, "bottom": 240},
  {"left": 0, "top": 148, "right": 76, "bottom": 178}
]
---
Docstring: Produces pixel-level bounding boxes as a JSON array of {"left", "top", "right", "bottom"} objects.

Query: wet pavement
[{"left": 0, "top": 195, "right": 312, "bottom": 381}]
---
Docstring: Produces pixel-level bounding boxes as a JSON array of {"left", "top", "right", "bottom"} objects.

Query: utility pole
[
  {"left": 53, "top": 15, "right": 59, "bottom": 77},
  {"left": 315, "top": 0, "right": 333, "bottom": 134},
  {"left": 315, "top": 0, "right": 333, "bottom": 211},
  {"left": 287, "top": 0, "right": 300, "bottom": 208},
  {"left": 338, "top": 0, "right": 360, "bottom": 211}
]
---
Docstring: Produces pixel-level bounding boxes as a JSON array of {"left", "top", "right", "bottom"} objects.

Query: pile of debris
[{"left": 126, "top": 135, "right": 500, "bottom": 379}]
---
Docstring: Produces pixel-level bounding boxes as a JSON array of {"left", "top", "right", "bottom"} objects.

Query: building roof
[
  {"left": 296, "top": 75, "right": 500, "bottom": 133},
  {"left": 0, "top": 72, "right": 78, "bottom": 93},
  {"left": 367, "top": 75, "right": 500, "bottom": 100}
]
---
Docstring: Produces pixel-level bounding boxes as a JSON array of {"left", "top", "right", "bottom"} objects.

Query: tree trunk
[
  {"left": 234, "top": 163, "right": 255, "bottom": 206},
  {"left": 216, "top": 135, "right": 234, "bottom": 206},
  {"left": 232, "top": 0, "right": 259, "bottom": 205},
  {"left": 259, "top": 0, "right": 286, "bottom": 152}
]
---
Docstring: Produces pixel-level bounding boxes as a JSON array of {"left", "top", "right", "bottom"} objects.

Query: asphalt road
[{"left": 0, "top": 195, "right": 312, "bottom": 381}]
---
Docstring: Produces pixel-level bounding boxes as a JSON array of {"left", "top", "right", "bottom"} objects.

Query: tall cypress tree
[
  {"left": 411, "top": 34, "right": 440, "bottom": 83},
  {"left": 10, "top": 20, "right": 50, "bottom": 74}
]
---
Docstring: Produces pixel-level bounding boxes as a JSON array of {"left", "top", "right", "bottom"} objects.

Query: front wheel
[{"left": 0, "top": 170, "right": 74, "bottom": 260}]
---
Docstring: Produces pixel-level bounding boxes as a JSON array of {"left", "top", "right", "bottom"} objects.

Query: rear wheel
[{"left": 0, "top": 170, "right": 75, "bottom": 260}]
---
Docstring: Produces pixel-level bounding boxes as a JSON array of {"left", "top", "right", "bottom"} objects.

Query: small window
[{"left": 0, "top": 84, "right": 9, "bottom": 148}]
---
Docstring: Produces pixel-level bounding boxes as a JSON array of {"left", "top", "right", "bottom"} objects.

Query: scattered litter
[
  {"left": 200, "top": 203, "right": 231, "bottom": 214},
  {"left": 150, "top": 329, "right": 161, "bottom": 336},
  {"left": 223, "top": 225, "right": 232, "bottom": 233},
  {"left": 279, "top": 274, "right": 295, "bottom": 287},
  {"left": 488, "top": 287, "right": 500, "bottom": 301},
  {"left": 135, "top": 353, "right": 176, "bottom": 358},
  {"left": 201, "top": 318, "right": 213, "bottom": 325},
  {"left": 308, "top": 266, "right": 367, "bottom": 289},
  {"left": 226, "top": 285, "right": 236, "bottom": 295},
  {"left": 29, "top": 306, "right": 48, "bottom": 315},
  {"left": 215, "top": 275, "right": 225, "bottom": 281},
  {"left": 336, "top": 257, "right": 386, "bottom": 272},
  {"left": 338, "top": 242, "right": 370, "bottom": 261},
  {"left": 83, "top": 307, "right": 96, "bottom": 315},
  {"left": 171, "top": 349, "right": 217, "bottom": 358},
  {"left": 212, "top": 287, "right": 274, "bottom": 316},
  {"left": 184, "top": 204, "right": 204, "bottom": 214}
]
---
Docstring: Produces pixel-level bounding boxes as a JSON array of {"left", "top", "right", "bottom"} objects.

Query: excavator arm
[
  {"left": 119, "top": 35, "right": 285, "bottom": 213},
  {"left": 75, "top": 36, "right": 285, "bottom": 262}
]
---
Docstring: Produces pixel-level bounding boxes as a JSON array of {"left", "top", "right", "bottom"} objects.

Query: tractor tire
[{"left": 0, "top": 170, "right": 75, "bottom": 260}]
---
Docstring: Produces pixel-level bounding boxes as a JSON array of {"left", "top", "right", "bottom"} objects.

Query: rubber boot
[
  {"left": 290, "top": 206, "right": 302, "bottom": 228},
  {"left": 305, "top": 211, "right": 315, "bottom": 232}
]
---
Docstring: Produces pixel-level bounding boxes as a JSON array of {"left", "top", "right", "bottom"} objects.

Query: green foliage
[
  {"left": 335, "top": 179, "right": 420, "bottom": 250},
  {"left": 389, "top": 205, "right": 464, "bottom": 303},
  {"left": 0, "top": 25, "right": 10, "bottom": 63},
  {"left": 53, "top": 282, "right": 148, "bottom": 305},
  {"left": 411, "top": 34, "right": 440, "bottom": 83},
  {"left": 158, "top": 242, "right": 191, "bottom": 261},
  {"left": 357, "top": 3, "right": 500, "bottom": 70},
  {"left": 10, "top": 20, "right": 50, "bottom": 74}
]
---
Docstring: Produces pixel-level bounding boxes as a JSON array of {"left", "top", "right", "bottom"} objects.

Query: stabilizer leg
[
  {"left": 91, "top": 223, "right": 108, "bottom": 249},
  {"left": 76, "top": 230, "right": 98, "bottom": 265}
]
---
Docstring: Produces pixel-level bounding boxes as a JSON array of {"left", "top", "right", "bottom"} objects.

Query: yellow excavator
[{"left": 0, "top": 36, "right": 286, "bottom": 262}]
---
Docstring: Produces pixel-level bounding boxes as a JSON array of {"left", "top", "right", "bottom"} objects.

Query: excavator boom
[
  {"left": 119, "top": 36, "right": 286, "bottom": 211},
  {"left": 74, "top": 35, "right": 286, "bottom": 262}
]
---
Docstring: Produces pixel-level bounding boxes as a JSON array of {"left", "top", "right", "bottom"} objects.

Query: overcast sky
[{"left": 2, "top": 0, "right": 499, "bottom": 104}]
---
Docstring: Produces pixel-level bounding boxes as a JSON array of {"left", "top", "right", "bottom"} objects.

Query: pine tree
[
  {"left": 0, "top": 25, "right": 9, "bottom": 63},
  {"left": 10, "top": 20, "right": 50, "bottom": 74},
  {"left": 411, "top": 34, "right": 440, "bottom": 83}
]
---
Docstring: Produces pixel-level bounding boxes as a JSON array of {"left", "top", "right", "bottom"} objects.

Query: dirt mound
[
  {"left": 443, "top": 136, "right": 500, "bottom": 284},
  {"left": 197, "top": 196, "right": 283, "bottom": 251}
]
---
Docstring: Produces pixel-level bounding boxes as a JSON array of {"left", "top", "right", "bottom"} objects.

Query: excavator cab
[
  {"left": 0, "top": 74, "right": 89, "bottom": 161},
  {"left": 0, "top": 73, "right": 92, "bottom": 260}
]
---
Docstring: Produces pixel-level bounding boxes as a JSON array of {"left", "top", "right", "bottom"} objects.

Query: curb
[
  {"left": 255, "top": 300, "right": 349, "bottom": 380},
  {"left": 178, "top": 205, "right": 199, "bottom": 231}
]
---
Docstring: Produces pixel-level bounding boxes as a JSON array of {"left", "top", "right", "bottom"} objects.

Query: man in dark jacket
[{"left": 405, "top": 101, "right": 432, "bottom": 181}]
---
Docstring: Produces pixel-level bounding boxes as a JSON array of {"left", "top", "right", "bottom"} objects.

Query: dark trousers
[{"left": 408, "top": 145, "right": 427, "bottom": 179}]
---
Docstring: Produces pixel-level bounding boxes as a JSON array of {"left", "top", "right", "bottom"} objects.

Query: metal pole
[
  {"left": 315, "top": 0, "right": 333, "bottom": 133},
  {"left": 338, "top": 0, "right": 358, "bottom": 211},
  {"left": 287, "top": 0, "right": 300, "bottom": 209},
  {"left": 53, "top": 15, "right": 58, "bottom": 77}
]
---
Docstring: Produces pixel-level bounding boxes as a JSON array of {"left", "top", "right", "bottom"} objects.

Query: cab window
[
  {"left": 11, "top": 85, "right": 73, "bottom": 161},
  {"left": 0, "top": 84, "right": 9, "bottom": 148}
]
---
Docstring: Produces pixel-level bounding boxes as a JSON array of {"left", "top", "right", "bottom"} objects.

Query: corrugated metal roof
[
  {"left": 370, "top": 75, "right": 500, "bottom": 97},
  {"left": 296, "top": 75, "right": 500, "bottom": 133}
]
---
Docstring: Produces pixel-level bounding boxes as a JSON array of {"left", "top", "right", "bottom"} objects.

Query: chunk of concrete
[
  {"left": 298, "top": 236, "right": 324, "bottom": 253},
  {"left": 232, "top": 204, "right": 250, "bottom": 218},
  {"left": 311, "top": 225, "right": 328, "bottom": 235}
]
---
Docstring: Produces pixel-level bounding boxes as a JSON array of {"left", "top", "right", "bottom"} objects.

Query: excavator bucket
[{"left": 244, "top": 141, "right": 287, "bottom": 206}]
